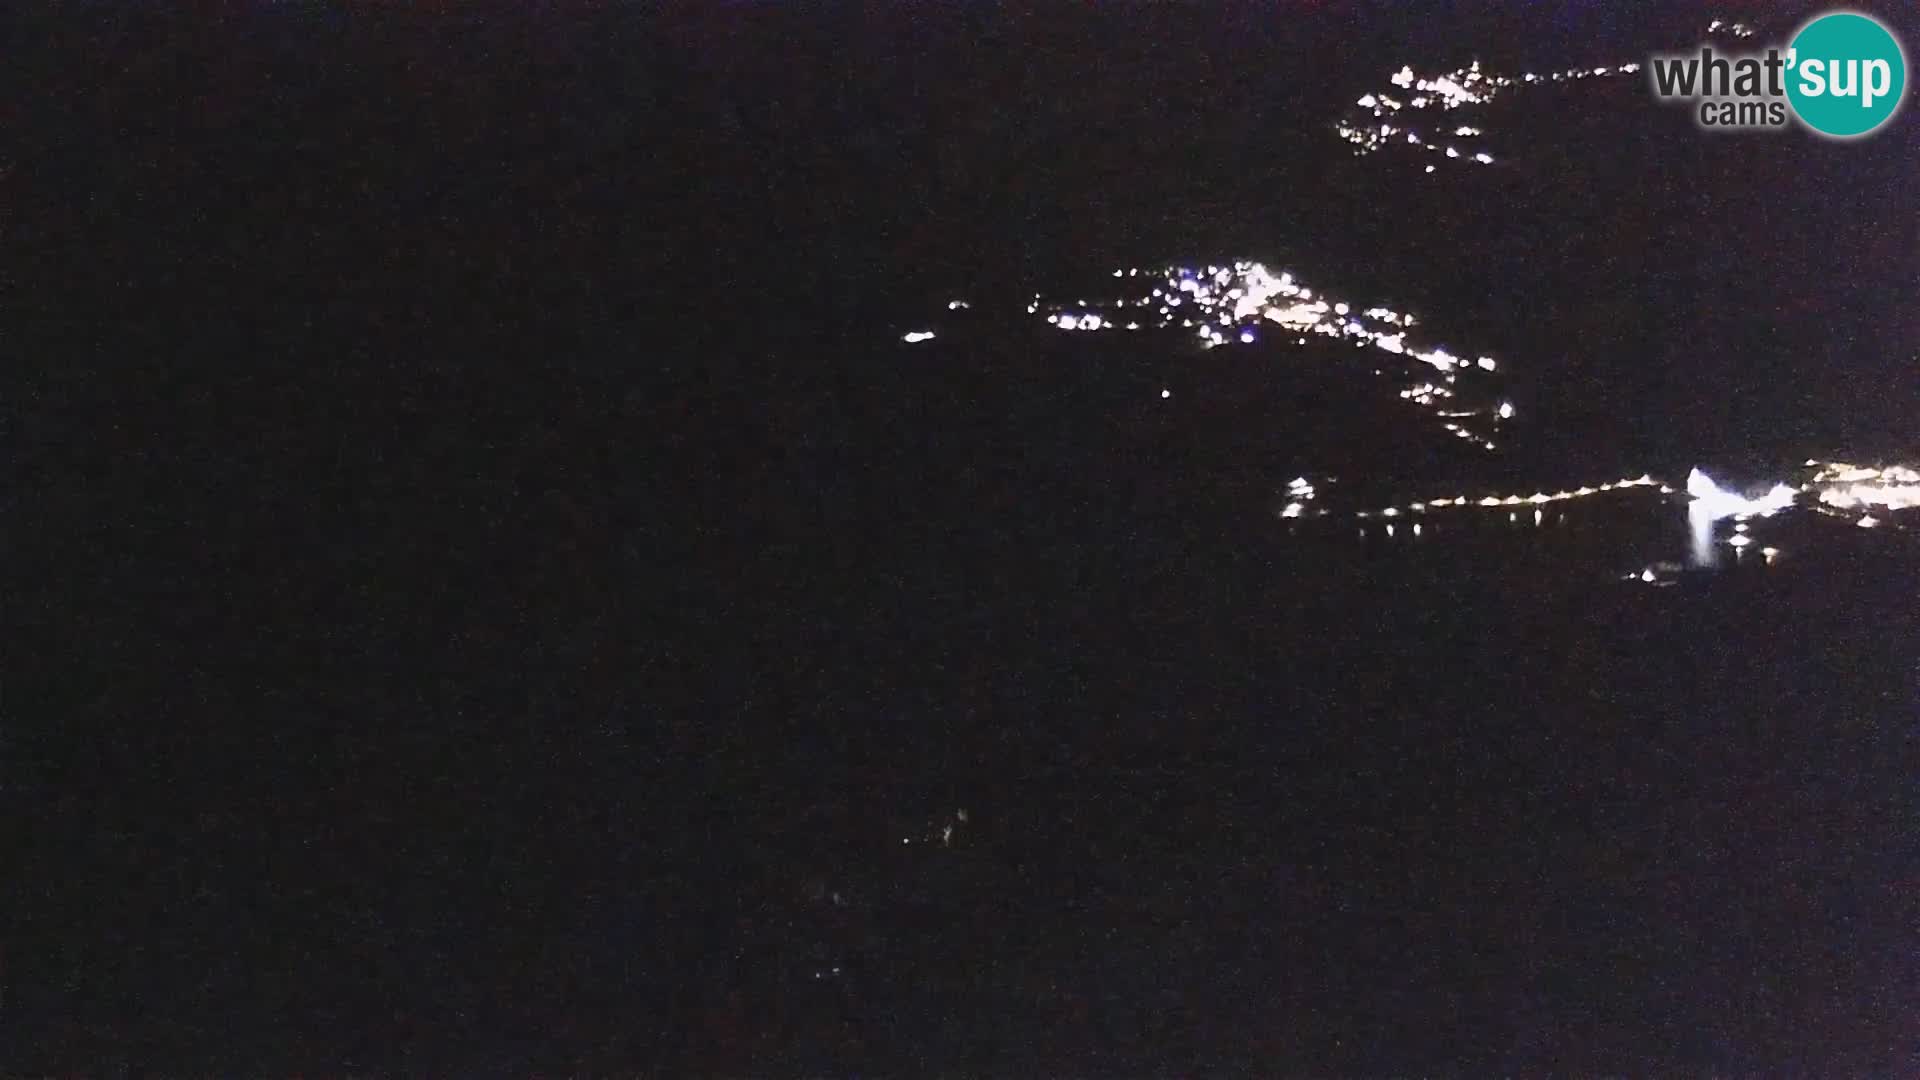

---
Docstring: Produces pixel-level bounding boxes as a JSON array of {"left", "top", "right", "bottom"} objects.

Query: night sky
[{"left": 15, "top": 1, "right": 1920, "bottom": 1073}]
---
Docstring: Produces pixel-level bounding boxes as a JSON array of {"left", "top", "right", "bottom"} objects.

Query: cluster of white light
[
  {"left": 1801, "top": 460, "right": 1920, "bottom": 530},
  {"left": 1400, "top": 382, "right": 1453, "bottom": 405},
  {"left": 902, "top": 330, "right": 936, "bottom": 343},
  {"left": 1708, "top": 19, "right": 1757, "bottom": 39},
  {"left": 1338, "top": 58, "right": 1643, "bottom": 169},
  {"left": 947, "top": 300, "right": 971, "bottom": 311},
  {"left": 1386, "top": 62, "right": 1496, "bottom": 109},
  {"left": 1335, "top": 115, "right": 1498, "bottom": 166},
  {"left": 1032, "top": 261, "right": 1512, "bottom": 448},
  {"left": 1807, "top": 461, "right": 1920, "bottom": 513},
  {"left": 1687, "top": 467, "right": 1800, "bottom": 521},
  {"left": 1047, "top": 312, "right": 1111, "bottom": 331},
  {"left": 1281, "top": 475, "right": 1322, "bottom": 518}
]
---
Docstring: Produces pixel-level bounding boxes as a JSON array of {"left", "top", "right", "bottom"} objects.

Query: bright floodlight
[
  {"left": 903, "top": 331, "right": 936, "bottom": 343},
  {"left": 1687, "top": 468, "right": 1797, "bottom": 521}
]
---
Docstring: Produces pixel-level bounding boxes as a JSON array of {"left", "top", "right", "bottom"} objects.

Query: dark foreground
[{"left": 15, "top": 1, "right": 1919, "bottom": 1074}]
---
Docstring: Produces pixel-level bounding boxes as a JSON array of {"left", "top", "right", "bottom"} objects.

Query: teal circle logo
[{"left": 1786, "top": 12, "right": 1907, "bottom": 138}]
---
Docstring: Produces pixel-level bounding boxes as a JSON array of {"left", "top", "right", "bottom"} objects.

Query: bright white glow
[
  {"left": 902, "top": 331, "right": 937, "bottom": 343},
  {"left": 1161, "top": 388, "right": 1171, "bottom": 399},
  {"left": 1497, "top": 401, "right": 1514, "bottom": 419},
  {"left": 1825, "top": 484, "right": 1920, "bottom": 510},
  {"left": 1809, "top": 461, "right": 1920, "bottom": 513},
  {"left": 1685, "top": 468, "right": 1799, "bottom": 566},
  {"left": 1689, "top": 500, "right": 1717, "bottom": 568},
  {"left": 947, "top": 300, "right": 970, "bottom": 311},
  {"left": 1687, "top": 468, "right": 1798, "bottom": 522}
]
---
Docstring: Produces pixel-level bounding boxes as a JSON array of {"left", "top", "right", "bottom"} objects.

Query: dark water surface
[{"left": 16, "top": 1, "right": 1919, "bottom": 1072}]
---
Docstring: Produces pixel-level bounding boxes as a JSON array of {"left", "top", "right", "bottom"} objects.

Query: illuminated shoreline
[{"left": 1029, "top": 260, "right": 1512, "bottom": 451}]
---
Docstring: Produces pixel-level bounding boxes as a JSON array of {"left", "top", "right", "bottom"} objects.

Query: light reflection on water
[
  {"left": 1689, "top": 499, "right": 1717, "bottom": 569},
  {"left": 1288, "top": 462, "right": 1918, "bottom": 585}
]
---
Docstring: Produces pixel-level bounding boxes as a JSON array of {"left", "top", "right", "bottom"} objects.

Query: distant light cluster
[
  {"left": 897, "top": 280, "right": 1915, "bottom": 564},
  {"left": 1339, "top": 18, "right": 1757, "bottom": 170},
  {"left": 1038, "top": 261, "right": 1511, "bottom": 449},
  {"left": 1805, "top": 460, "right": 1920, "bottom": 530},
  {"left": 1281, "top": 474, "right": 1323, "bottom": 518},
  {"left": 1336, "top": 58, "right": 1642, "bottom": 169},
  {"left": 1400, "top": 382, "right": 1452, "bottom": 406}
]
